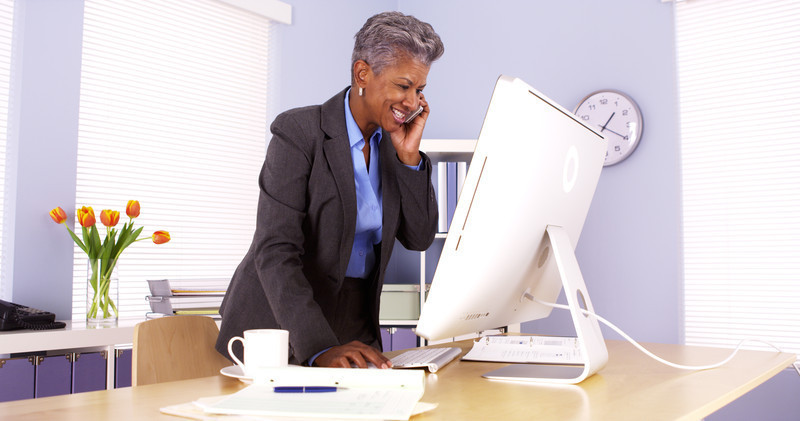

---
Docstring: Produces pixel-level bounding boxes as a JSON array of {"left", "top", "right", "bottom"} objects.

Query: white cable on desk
[{"left": 533, "top": 298, "right": 786, "bottom": 371}]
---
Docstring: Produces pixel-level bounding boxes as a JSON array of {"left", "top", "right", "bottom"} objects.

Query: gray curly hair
[{"left": 351, "top": 11, "right": 444, "bottom": 81}]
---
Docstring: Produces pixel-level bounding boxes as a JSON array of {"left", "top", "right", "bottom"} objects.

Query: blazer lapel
[
  {"left": 379, "top": 130, "right": 400, "bottom": 266},
  {"left": 321, "top": 89, "right": 357, "bottom": 281}
]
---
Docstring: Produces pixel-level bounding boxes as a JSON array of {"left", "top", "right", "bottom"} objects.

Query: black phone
[
  {"left": 404, "top": 105, "right": 424, "bottom": 124},
  {"left": 0, "top": 299, "right": 66, "bottom": 331}
]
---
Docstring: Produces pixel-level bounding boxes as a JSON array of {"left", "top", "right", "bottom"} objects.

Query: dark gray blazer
[{"left": 215, "top": 88, "right": 438, "bottom": 365}]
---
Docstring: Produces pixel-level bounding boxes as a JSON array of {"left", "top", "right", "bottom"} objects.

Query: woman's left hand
[{"left": 389, "top": 93, "right": 428, "bottom": 166}]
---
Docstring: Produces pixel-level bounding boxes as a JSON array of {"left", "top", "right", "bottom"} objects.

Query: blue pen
[{"left": 273, "top": 386, "right": 338, "bottom": 393}]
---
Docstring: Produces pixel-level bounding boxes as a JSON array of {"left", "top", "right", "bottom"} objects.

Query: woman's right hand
[
  {"left": 389, "top": 92, "right": 428, "bottom": 167},
  {"left": 314, "top": 340, "right": 392, "bottom": 369}
]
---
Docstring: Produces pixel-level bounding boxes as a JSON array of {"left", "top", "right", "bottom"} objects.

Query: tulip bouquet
[{"left": 49, "top": 201, "right": 170, "bottom": 322}]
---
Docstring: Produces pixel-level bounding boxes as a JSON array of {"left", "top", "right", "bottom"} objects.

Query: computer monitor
[{"left": 415, "top": 75, "right": 609, "bottom": 384}]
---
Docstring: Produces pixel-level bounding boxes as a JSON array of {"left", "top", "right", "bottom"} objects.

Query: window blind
[
  {"left": 0, "top": 0, "right": 14, "bottom": 299},
  {"left": 72, "top": 0, "right": 271, "bottom": 319},
  {"left": 675, "top": 0, "right": 800, "bottom": 356}
]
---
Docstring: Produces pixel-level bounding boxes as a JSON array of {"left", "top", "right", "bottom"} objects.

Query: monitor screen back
[{"left": 416, "top": 75, "right": 607, "bottom": 341}]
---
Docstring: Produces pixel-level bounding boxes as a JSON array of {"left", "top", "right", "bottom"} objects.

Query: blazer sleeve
[
  {"left": 252, "top": 112, "right": 340, "bottom": 363},
  {"left": 393, "top": 152, "right": 439, "bottom": 251}
]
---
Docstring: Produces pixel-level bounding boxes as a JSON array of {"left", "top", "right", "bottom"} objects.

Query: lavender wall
[
  {"left": 268, "top": 0, "right": 397, "bottom": 115},
  {"left": 5, "top": 0, "right": 84, "bottom": 317}
]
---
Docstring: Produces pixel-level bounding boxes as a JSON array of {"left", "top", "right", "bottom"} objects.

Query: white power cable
[{"left": 533, "top": 298, "right": 788, "bottom": 371}]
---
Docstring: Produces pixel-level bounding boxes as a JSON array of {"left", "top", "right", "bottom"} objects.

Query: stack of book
[{"left": 146, "top": 278, "right": 228, "bottom": 319}]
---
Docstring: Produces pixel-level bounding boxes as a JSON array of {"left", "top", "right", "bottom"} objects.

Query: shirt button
[{"left": 359, "top": 251, "right": 364, "bottom": 256}]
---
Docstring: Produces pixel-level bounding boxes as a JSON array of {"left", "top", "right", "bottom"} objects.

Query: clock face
[{"left": 574, "top": 90, "right": 643, "bottom": 166}]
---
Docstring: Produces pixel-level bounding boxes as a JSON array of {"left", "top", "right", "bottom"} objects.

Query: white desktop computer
[{"left": 416, "top": 75, "right": 608, "bottom": 384}]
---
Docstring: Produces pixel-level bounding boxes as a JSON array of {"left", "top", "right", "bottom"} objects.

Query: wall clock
[{"left": 574, "top": 90, "right": 643, "bottom": 166}]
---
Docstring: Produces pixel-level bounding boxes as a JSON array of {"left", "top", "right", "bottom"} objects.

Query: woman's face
[{"left": 358, "top": 55, "right": 430, "bottom": 134}]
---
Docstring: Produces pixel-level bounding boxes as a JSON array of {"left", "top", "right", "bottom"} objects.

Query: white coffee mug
[{"left": 227, "top": 329, "right": 289, "bottom": 376}]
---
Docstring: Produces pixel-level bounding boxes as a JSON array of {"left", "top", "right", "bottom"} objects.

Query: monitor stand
[{"left": 482, "top": 225, "right": 609, "bottom": 384}]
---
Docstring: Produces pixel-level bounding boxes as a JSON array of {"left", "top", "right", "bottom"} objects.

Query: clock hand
[
  {"left": 604, "top": 127, "right": 629, "bottom": 140},
  {"left": 600, "top": 112, "right": 615, "bottom": 132}
]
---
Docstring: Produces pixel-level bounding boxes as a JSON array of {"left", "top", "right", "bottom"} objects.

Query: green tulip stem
[{"left": 87, "top": 258, "right": 118, "bottom": 320}]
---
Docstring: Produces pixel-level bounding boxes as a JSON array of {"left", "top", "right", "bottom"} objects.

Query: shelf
[
  {"left": 0, "top": 318, "right": 143, "bottom": 355},
  {"left": 420, "top": 139, "right": 476, "bottom": 163},
  {"left": 379, "top": 320, "right": 419, "bottom": 327},
  {"left": 0, "top": 318, "right": 147, "bottom": 391}
]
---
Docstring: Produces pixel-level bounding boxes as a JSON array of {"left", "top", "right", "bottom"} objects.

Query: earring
[{"left": 358, "top": 87, "right": 364, "bottom": 96}]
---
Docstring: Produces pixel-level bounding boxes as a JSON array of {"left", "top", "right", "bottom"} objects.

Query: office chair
[{"left": 132, "top": 315, "right": 230, "bottom": 386}]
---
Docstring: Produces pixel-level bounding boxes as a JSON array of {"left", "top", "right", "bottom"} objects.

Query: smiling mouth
[{"left": 391, "top": 107, "right": 407, "bottom": 122}]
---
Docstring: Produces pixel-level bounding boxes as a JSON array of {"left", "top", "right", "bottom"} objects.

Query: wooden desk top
[
  {"left": 0, "top": 339, "right": 793, "bottom": 421},
  {"left": 413, "top": 340, "right": 793, "bottom": 421}
]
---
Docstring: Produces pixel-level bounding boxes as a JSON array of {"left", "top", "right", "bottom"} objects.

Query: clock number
[
  {"left": 622, "top": 109, "right": 629, "bottom": 116},
  {"left": 599, "top": 99, "right": 608, "bottom": 105},
  {"left": 581, "top": 114, "right": 590, "bottom": 121}
]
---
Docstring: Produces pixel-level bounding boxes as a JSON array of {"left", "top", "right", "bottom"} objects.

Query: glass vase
[{"left": 86, "top": 259, "right": 119, "bottom": 326}]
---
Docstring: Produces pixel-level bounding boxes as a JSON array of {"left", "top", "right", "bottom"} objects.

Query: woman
[{"left": 216, "top": 12, "right": 444, "bottom": 369}]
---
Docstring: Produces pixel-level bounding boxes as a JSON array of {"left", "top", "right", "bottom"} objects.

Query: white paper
[
  {"left": 162, "top": 396, "right": 438, "bottom": 421},
  {"left": 202, "top": 367, "right": 426, "bottom": 420},
  {"left": 203, "top": 384, "right": 422, "bottom": 420}
]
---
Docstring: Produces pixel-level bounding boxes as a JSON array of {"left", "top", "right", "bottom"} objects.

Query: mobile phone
[{"left": 404, "top": 106, "right": 424, "bottom": 124}]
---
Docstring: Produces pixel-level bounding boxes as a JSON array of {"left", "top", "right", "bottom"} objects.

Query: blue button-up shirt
[{"left": 344, "top": 90, "right": 383, "bottom": 279}]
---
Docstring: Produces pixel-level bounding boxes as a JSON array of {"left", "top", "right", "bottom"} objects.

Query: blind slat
[
  {"left": 72, "top": 0, "right": 270, "bottom": 320},
  {"left": 676, "top": 0, "right": 800, "bottom": 357}
]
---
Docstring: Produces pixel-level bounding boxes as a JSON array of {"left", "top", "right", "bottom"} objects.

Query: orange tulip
[
  {"left": 100, "top": 209, "right": 120, "bottom": 227},
  {"left": 77, "top": 206, "right": 96, "bottom": 228},
  {"left": 49, "top": 207, "right": 67, "bottom": 224},
  {"left": 126, "top": 200, "right": 140, "bottom": 218},
  {"left": 152, "top": 230, "right": 170, "bottom": 244}
]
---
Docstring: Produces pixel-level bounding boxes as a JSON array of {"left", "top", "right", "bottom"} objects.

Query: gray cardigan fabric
[{"left": 215, "top": 88, "right": 438, "bottom": 365}]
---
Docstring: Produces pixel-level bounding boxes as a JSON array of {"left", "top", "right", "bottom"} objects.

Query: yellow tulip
[
  {"left": 77, "top": 206, "right": 96, "bottom": 228},
  {"left": 152, "top": 230, "right": 170, "bottom": 244},
  {"left": 49, "top": 207, "right": 67, "bottom": 224},
  {"left": 100, "top": 209, "right": 120, "bottom": 227},
  {"left": 126, "top": 200, "right": 140, "bottom": 218}
]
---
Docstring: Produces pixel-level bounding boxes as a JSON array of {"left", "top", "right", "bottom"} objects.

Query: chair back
[{"left": 132, "top": 315, "right": 230, "bottom": 386}]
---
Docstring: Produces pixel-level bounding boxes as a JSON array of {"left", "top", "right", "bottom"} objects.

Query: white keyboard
[{"left": 390, "top": 347, "right": 462, "bottom": 373}]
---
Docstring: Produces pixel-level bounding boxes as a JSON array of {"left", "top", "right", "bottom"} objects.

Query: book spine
[
  {"left": 447, "top": 162, "right": 459, "bottom": 230},
  {"left": 457, "top": 161, "right": 467, "bottom": 201},
  {"left": 437, "top": 162, "right": 448, "bottom": 232}
]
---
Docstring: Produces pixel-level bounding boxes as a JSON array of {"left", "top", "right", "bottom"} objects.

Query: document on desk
[
  {"left": 202, "top": 366, "right": 426, "bottom": 420},
  {"left": 462, "top": 335, "right": 583, "bottom": 365}
]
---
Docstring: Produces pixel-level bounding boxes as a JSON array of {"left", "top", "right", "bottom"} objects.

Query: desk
[
  {"left": 0, "top": 340, "right": 793, "bottom": 421},
  {"left": 0, "top": 318, "right": 142, "bottom": 390}
]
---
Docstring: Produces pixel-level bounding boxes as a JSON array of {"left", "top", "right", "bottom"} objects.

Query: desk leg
[{"left": 106, "top": 345, "right": 115, "bottom": 390}]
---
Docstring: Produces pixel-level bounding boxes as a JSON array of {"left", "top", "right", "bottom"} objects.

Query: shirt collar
[{"left": 344, "top": 88, "right": 382, "bottom": 148}]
